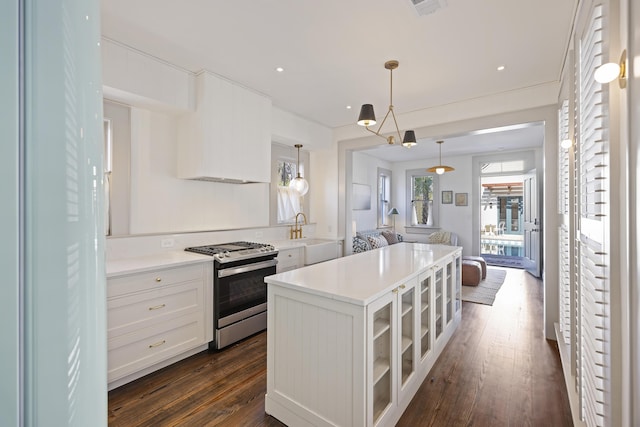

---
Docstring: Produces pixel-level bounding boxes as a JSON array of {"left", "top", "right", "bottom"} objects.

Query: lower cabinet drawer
[
  {"left": 108, "top": 264, "right": 205, "bottom": 298},
  {"left": 107, "top": 312, "right": 205, "bottom": 382},
  {"left": 107, "top": 280, "right": 204, "bottom": 338},
  {"left": 277, "top": 248, "right": 302, "bottom": 272}
]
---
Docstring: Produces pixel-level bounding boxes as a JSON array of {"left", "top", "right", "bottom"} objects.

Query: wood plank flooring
[{"left": 108, "top": 268, "right": 572, "bottom": 426}]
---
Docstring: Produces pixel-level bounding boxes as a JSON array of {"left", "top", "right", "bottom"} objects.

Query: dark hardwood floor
[{"left": 108, "top": 268, "right": 573, "bottom": 426}]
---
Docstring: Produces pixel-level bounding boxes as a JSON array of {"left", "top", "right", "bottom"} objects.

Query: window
[
  {"left": 276, "top": 158, "right": 302, "bottom": 223},
  {"left": 406, "top": 169, "right": 438, "bottom": 228},
  {"left": 377, "top": 168, "right": 392, "bottom": 228},
  {"left": 271, "top": 143, "right": 310, "bottom": 225}
]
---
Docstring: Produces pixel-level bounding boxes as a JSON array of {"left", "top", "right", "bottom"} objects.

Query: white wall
[
  {"left": 102, "top": 40, "right": 333, "bottom": 237},
  {"left": 391, "top": 154, "right": 474, "bottom": 254},
  {"left": 128, "top": 108, "right": 270, "bottom": 234},
  {"left": 351, "top": 151, "right": 392, "bottom": 232}
]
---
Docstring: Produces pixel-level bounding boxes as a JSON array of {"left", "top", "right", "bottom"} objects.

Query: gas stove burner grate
[{"left": 184, "top": 241, "right": 273, "bottom": 257}]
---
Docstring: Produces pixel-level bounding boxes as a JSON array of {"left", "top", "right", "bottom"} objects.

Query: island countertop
[{"left": 264, "top": 242, "right": 461, "bottom": 306}]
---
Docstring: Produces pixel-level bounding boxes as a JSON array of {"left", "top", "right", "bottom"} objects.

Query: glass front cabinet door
[
  {"left": 368, "top": 291, "right": 397, "bottom": 426},
  {"left": 418, "top": 269, "right": 433, "bottom": 365}
]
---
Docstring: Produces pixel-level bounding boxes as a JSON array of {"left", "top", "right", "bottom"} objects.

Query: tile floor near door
[{"left": 108, "top": 268, "right": 572, "bottom": 426}]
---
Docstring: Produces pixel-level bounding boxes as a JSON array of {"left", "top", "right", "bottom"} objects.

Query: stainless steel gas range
[{"left": 185, "top": 241, "right": 278, "bottom": 350}]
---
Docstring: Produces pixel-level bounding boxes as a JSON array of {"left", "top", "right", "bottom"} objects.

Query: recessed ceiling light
[
  {"left": 346, "top": 105, "right": 352, "bottom": 109},
  {"left": 497, "top": 65, "right": 506, "bottom": 71},
  {"left": 275, "top": 67, "right": 284, "bottom": 72}
]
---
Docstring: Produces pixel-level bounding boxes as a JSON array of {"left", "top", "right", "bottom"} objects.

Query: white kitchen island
[{"left": 264, "top": 242, "right": 462, "bottom": 427}]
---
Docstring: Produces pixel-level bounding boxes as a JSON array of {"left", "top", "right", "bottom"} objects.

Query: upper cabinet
[{"left": 178, "top": 71, "right": 272, "bottom": 183}]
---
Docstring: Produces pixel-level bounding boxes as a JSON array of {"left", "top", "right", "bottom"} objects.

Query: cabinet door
[
  {"left": 397, "top": 279, "right": 418, "bottom": 402},
  {"left": 418, "top": 270, "right": 432, "bottom": 362},
  {"left": 445, "top": 259, "right": 454, "bottom": 325},
  {"left": 276, "top": 247, "right": 302, "bottom": 272},
  {"left": 367, "top": 292, "right": 397, "bottom": 426},
  {"left": 433, "top": 264, "right": 444, "bottom": 340},
  {"left": 454, "top": 254, "right": 462, "bottom": 314}
]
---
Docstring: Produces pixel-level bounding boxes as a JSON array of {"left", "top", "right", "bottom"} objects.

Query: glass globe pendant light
[{"left": 289, "top": 144, "right": 309, "bottom": 195}]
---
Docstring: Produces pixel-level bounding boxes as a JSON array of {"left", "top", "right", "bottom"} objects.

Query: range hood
[{"left": 177, "top": 71, "right": 272, "bottom": 184}]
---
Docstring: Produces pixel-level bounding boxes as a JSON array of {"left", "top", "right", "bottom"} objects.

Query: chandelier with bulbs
[{"left": 356, "top": 60, "right": 417, "bottom": 148}]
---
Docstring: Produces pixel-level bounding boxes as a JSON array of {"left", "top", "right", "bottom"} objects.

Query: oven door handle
[{"left": 217, "top": 259, "right": 278, "bottom": 278}]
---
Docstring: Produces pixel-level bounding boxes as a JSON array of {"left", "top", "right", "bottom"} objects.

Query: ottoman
[
  {"left": 462, "top": 260, "right": 482, "bottom": 286},
  {"left": 463, "top": 255, "right": 487, "bottom": 279}
]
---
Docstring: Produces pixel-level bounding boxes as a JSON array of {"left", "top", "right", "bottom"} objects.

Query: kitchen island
[{"left": 264, "top": 242, "right": 462, "bottom": 427}]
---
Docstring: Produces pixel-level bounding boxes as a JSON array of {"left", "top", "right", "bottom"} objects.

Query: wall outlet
[
  {"left": 328, "top": 225, "right": 332, "bottom": 233},
  {"left": 255, "top": 231, "right": 263, "bottom": 239},
  {"left": 161, "top": 238, "right": 174, "bottom": 248}
]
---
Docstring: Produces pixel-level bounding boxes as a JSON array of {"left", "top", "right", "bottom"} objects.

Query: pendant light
[
  {"left": 426, "top": 140, "right": 454, "bottom": 175},
  {"left": 357, "top": 60, "right": 417, "bottom": 148},
  {"left": 289, "top": 144, "right": 309, "bottom": 195}
]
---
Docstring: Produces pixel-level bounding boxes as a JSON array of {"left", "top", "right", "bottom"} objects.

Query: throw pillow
[
  {"left": 367, "top": 235, "right": 389, "bottom": 249},
  {"left": 381, "top": 230, "right": 399, "bottom": 245},
  {"left": 353, "top": 236, "right": 371, "bottom": 253}
]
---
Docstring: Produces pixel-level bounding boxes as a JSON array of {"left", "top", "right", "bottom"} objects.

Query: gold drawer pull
[
  {"left": 155, "top": 277, "right": 162, "bottom": 282},
  {"left": 392, "top": 288, "right": 399, "bottom": 294},
  {"left": 400, "top": 284, "right": 406, "bottom": 289},
  {"left": 148, "top": 304, "right": 166, "bottom": 311},
  {"left": 148, "top": 340, "right": 166, "bottom": 348}
]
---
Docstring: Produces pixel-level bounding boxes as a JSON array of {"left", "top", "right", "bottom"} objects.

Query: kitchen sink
[{"left": 301, "top": 239, "right": 339, "bottom": 265}]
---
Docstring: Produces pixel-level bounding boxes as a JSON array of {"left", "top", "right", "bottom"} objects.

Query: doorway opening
[{"left": 480, "top": 175, "right": 525, "bottom": 268}]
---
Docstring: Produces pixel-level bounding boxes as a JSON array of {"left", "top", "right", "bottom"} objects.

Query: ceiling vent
[{"left": 409, "top": 0, "right": 448, "bottom": 16}]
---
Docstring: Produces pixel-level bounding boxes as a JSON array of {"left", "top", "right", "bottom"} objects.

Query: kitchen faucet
[{"left": 290, "top": 212, "right": 307, "bottom": 239}]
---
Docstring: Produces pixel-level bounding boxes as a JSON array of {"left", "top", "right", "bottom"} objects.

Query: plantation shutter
[
  {"left": 559, "top": 225, "right": 571, "bottom": 345},
  {"left": 558, "top": 100, "right": 570, "bottom": 215},
  {"left": 577, "top": 4, "right": 610, "bottom": 427},
  {"left": 558, "top": 99, "right": 571, "bottom": 346}
]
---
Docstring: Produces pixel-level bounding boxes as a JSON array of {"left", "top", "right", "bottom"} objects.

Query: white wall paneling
[{"left": 177, "top": 71, "right": 272, "bottom": 183}]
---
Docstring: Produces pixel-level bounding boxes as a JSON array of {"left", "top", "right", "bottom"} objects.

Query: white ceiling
[{"left": 101, "top": 0, "right": 575, "bottom": 161}]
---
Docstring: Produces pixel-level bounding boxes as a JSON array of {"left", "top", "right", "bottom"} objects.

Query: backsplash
[{"left": 106, "top": 224, "right": 317, "bottom": 260}]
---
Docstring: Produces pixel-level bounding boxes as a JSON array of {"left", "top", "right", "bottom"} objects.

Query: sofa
[
  {"left": 352, "top": 229, "right": 458, "bottom": 253},
  {"left": 352, "top": 229, "right": 404, "bottom": 253}
]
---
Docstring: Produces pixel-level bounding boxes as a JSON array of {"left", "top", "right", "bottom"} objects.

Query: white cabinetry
[
  {"left": 367, "top": 278, "right": 420, "bottom": 426},
  {"left": 178, "top": 71, "right": 272, "bottom": 183},
  {"left": 107, "top": 262, "right": 212, "bottom": 389},
  {"left": 276, "top": 247, "right": 303, "bottom": 272},
  {"left": 265, "top": 244, "right": 463, "bottom": 427}
]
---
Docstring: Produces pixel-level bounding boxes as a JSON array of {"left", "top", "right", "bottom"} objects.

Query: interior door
[{"left": 523, "top": 170, "right": 541, "bottom": 277}]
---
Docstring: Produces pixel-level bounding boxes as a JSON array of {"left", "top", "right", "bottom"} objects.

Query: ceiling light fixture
[
  {"left": 275, "top": 67, "right": 284, "bottom": 72},
  {"left": 289, "top": 144, "right": 309, "bottom": 195},
  {"left": 426, "top": 140, "right": 454, "bottom": 175},
  {"left": 561, "top": 138, "right": 573, "bottom": 149},
  {"left": 357, "top": 60, "right": 417, "bottom": 148},
  {"left": 594, "top": 49, "right": 627, "bottom": 88},
  {"left": 497, "top": 65, "right": 506, "bottom": 71}
]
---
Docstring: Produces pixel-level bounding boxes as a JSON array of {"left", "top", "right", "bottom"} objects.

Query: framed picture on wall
[
  {"left": 442, "top": 190, "right": 453, "bottom": 204},
  {"left": 352, "top": 183, "right": 371, "bottom": 210},
  {"left": 455, "top": 192, "right": 468, "bottom": 206}
]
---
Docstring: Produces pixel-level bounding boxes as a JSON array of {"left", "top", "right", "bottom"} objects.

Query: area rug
[{"left": 461, "top": 267, "right": 507, "bottom": 306}]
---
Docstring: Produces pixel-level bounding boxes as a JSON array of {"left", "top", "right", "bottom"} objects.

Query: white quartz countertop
[
  {"left": 271, "top": 237, "right": 342, "bottom": 250},
  {"left": 265, "top": 242, "right": 461, "bottom": 306},
  {"left": 106, "top": 251, "right": 212, "bottom": 278}
]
